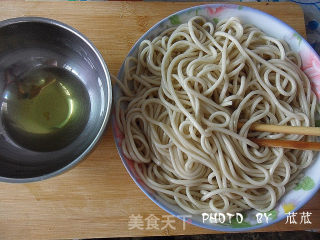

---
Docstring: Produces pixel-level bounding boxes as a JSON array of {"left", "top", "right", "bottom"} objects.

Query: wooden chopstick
[
  {"left": 237, "top": 122, "right": 320, "bottom": 136},
  {"left": 237, "top": 122, "right": 320, "bottom": 150},
  {"left": 249, "top": 138, "right": 320, "bottom": 151}
]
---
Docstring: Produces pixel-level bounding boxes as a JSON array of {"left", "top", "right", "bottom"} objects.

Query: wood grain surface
[{"left": 0, "top": 1, "right": 319, "bottom": 239}]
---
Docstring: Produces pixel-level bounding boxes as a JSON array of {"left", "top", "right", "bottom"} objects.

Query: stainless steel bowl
[{"left": 0, "top": 17, "right": 112, "bottom": 182}]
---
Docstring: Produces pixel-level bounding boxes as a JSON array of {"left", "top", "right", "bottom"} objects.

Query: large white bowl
[{"left": 113, "top": 4, "right": 320, "bottom": 231}]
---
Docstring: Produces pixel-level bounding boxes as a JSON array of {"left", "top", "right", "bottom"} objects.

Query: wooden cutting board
[{"left": 0, "top": 1, "right": 319, "bottom": 239}]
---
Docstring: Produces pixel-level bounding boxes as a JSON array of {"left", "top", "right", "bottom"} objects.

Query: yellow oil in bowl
[{"left": 2, "top": 67, "right": 91, "bottom": 152}]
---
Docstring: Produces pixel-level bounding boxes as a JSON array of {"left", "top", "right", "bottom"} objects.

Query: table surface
[{"left": 0, "top": 1, "right": 319, "bottom": 239}]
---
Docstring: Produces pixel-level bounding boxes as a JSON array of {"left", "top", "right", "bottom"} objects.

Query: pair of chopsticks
[{"left": 237, "top": 122, "right": 320, "bottom": 151}]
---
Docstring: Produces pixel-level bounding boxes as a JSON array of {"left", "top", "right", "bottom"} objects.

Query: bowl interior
[
  {"left": 113, "top": 4, "right": 320, "bottom": 231},
  {"left": 0, "top": 18, "right": 111, "bottom": 181}
]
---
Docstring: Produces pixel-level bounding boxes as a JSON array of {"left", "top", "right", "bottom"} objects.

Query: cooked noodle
[{"left": 115, "top": 16, "right": 317, "bottom": 214}]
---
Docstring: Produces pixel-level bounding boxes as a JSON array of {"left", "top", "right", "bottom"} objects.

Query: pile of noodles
[{"left": 115, "top": 17, "right": 316, "bottom": 214}]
